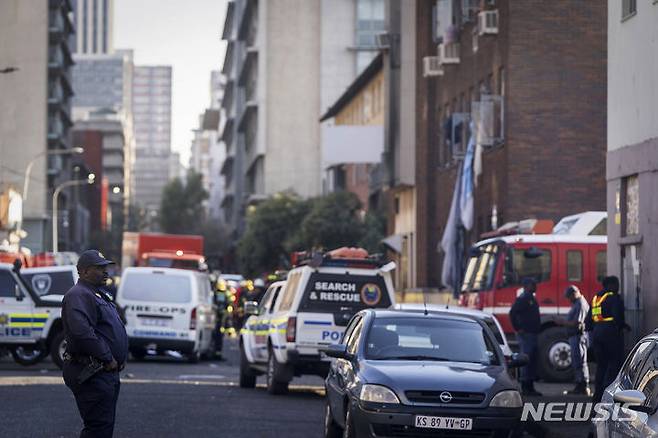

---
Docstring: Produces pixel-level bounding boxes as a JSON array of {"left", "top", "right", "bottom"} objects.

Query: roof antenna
[{"left": 423, "top": 292, "right": 428, "bottom": 316}]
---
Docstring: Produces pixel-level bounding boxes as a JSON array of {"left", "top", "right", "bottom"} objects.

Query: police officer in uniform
[
  {"left": 509, "top": 277, "right": 543, "bottom": 396},
  {"left": 558, "top": 285, "right": 590, "bottom": 395},
  {"left": 585, "top": 275, "right": 626, "bottom": 404},
  {"left": 62, "top": 250, "right": 129, "bottom": 438}
]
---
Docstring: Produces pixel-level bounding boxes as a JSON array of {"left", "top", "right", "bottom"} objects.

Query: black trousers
[
  {"left": 63, "top": 362, "right": 121, "bottom": 438},
  {"left": 592, "top": 334, "right": 624, "bottom": 404}
]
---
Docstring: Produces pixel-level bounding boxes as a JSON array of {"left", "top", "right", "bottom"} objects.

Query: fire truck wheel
[{"left": 538, "top": 326, "right": 574, "bottom": 383}]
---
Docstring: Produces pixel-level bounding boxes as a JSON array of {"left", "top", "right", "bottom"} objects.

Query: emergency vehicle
[
  {"left": 459, "top": 212, "right": 607, "bottom": 382},
  {"left": 0, "top": 261, "right": 67, "bottom": 368},
  {"left": 239, "top": 248, "right": 396, "bottom": 394}
]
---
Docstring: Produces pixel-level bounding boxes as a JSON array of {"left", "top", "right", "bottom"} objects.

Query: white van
[{"left": 117, "top": 267, "right": 217, "bottom": 363}]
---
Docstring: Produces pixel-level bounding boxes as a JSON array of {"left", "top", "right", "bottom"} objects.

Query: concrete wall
[
  {"left": 0, "top": 1, "right": 48, "bottom": 220},
  {"left": 264, "top": 0, "right": 321, "bottom": 198}
]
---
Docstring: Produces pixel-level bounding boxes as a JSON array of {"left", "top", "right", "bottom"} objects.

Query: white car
[
  {"left": 117, "top": 267, "right": 217, "bottom": 363},
  {"left": 22, "top": 265, "right": 79, "bottom": 298},
  {"left": 392, "top": 303, "right": 513, "bottom": 357},
  {"left": 239, "top": 253, "right": 396, "bottom": 394}
]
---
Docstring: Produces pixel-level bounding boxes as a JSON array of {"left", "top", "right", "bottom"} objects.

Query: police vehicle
[
  {"left": 0, "top": 262, "right": 69, "bottom": 368},
  {"left": 239, "top": 248, "right": 396, "bottom": 394}
]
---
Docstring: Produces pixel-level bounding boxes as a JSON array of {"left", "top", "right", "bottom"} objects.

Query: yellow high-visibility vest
[{"left": 591, "top": 292, "right": 615, "bottom": 323}]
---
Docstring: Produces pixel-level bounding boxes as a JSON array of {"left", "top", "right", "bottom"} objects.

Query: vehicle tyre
[
  {"left": 343, "top": 404, "right": 356, "bottom": 438},
  {"left": 130, "top": 347, "right": 147, "bottom": 361},
  {"left": 11, "top": 346, "right": 47, "bottom": 366},
  {"left": 239, "top": 342, "right": 257, "bottom": 388},
  {"left": 538, "top": 326, "right": 574, "bottom": 383},
  {"left": 324, "top": 399, "right": 342, "bottom": 438},
  {"left": 49, "top": 331, "right": 67, "bottom": 369},
  {"left": 266, "top": 349, "right": 289, "bottom": 395},
  {"left": 187, "top": 349, "right": 201, "bottom": 364}
]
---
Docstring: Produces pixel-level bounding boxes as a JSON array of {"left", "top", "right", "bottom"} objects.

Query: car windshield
[
  {"left": 147, "top": 257, "right": 199, "bottom": 270},
  {"left": 22, "top": 270, "right": 76, "bottom": 296},
  {"left": 366, "top": 317, "right": 499, "bottom": 365},
  {"left": 462, "top": 244, "right": 499, "bottom": 292},
  {"left": 365, "top": 317, "right": 500, "bottom": 365},
  {"left": 121, "top": 272, "right": 192, "bottom": 303}
]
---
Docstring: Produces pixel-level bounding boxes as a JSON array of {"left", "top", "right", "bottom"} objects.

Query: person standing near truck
[
  {"left": 586, "top": 275, "right": 626, "bottom": 404},
  {"left": 509, "top": 277, "right": 543, "bottom": 396},
  {"left": 557, "top": 285, "right": 590, "bottom": 395}
]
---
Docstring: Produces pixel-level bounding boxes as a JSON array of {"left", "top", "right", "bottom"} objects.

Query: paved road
[{"left": 0, "top": 339, "right": 592, "bottom": 438}]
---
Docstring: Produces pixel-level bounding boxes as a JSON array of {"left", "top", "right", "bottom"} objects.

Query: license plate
[
  {"left": 414, "top": 416, "right": 473, "bottom": 430},
  {"left": 141, "top": 318, "right": 170, "bottom": 327}
]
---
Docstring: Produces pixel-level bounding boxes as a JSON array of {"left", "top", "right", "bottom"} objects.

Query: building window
[
  {"left": 92, "top": 0, "right": 98, "bottom": 53},
  {"left": 102, "top": 0, "right": 108, "bottom": 52},
  {"left": 82, "top": 0, "right": 88, "bottom": 53},
  {"left": 622, "top": 0, "right": 637, "bottom": 20},
  {"left": 624, "top": 175, "right": 639, "bottom": 235}
]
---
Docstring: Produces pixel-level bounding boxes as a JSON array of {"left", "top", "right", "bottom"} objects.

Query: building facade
[
  {"left": 411, "top": 0, "right": 607, "bottom": 289},
  {"left": 71, "top": 0, "right": 113, "bottom": 55},
  {"left": 0, "top": 0, "right": 77, "bottom": 252},
  {"left": 132, "top": 65, "right": 172, "bottom": 224},
  {"left": 220, "top": 0, "right": 386, "bottom": 246},
  {"left": 607, "top": 0, "right": 658, "bottom": 342}
]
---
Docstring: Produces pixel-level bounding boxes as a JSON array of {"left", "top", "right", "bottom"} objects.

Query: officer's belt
[{"left": 64, "top": 352, "right": 125, "bottom": 370}]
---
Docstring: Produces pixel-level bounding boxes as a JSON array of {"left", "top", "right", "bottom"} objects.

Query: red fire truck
[
  {"left": 459, "top": 212, "right": 607, "bottom": 382},
  {"left": 121, "top": 232, "right": 206, "bottom": 271}
]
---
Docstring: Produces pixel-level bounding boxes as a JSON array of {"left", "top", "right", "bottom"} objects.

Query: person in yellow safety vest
[{"left": 585, "top": 276, "right": 627, "bottom": 404}]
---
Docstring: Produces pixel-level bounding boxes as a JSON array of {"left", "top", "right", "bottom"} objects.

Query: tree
[
  {"left": 292, "top": 191, "right": 366, "bottom": 251},
  {"left": 237, "top": 193, "right": 312, "bottom": 276},
  {"left": 358, "top": 209, "right": 387, "bottom": 254},
  {"left": 159, "top": 171, "right": 209, "bottom": 234}
]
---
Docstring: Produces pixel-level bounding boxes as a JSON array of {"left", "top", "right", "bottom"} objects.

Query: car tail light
[
  {"left": 286, "top": 317, "right": 297, "bottom": 343},
  {"left": 474, "top": 293, "right": 483, "bottom": 310},
  {"left": 190, "top": 307, "right": 197, "bottom": 330}
]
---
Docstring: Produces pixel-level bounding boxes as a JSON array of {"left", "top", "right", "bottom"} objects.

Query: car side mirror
[
  {"left": 323, "top": 344, "right": 352, "bottom": 360},
  {"left": 14, "top": 284, "right": 23, "bottom": 301},
  {"left": 613, "top": 390, "right": 651, "bottom": 412},
  {"left": 243, "top": 301, "right": 259, "bottom": 316},
  {"left": 507, "top": 352, "right": 529, "bottom": 368}
]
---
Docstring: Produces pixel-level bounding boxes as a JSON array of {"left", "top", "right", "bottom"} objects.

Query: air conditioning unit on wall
[
  {"left": 438, "top": 42, "right": 460, "bottom": 65},
  {"left": 423, "top": 56, "right": 444, "bottom": 77},
  {"left": 478, "top": 10, "right": 499, "bottom": 36}
]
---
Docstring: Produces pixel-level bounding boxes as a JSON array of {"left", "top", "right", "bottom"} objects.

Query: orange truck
[{"left": 122, "top": 232, "right": 206, "bottom": 271}]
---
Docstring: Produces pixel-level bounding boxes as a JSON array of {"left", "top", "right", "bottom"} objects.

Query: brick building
[{"left": 413, "top": 0, "right": 607, "bottom": 288}]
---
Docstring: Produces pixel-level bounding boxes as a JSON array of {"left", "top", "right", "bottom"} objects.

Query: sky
[{"left": 114, "top": 0, "right": 228, "bottom": 167}]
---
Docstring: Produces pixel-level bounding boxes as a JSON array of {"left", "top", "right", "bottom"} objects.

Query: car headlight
[
  {"left": 359, "top": 384, "right": 400, "bottom": 404},
  {"left": 489, "top": 390, "right": 523, "bottom": 408}
]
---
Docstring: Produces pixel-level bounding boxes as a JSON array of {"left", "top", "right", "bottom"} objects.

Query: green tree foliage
[
  {"left": 294, "top": 191, "right": 365, "bottom": 250},
  {"left": 237, "top": 193, "right": 312, "bottom": 276},
  {"left": 159, "top": 171, "right": 209, "bottom": 234},
  {"left": 358, "top": 210, "right": 387, "bottom": 254}
]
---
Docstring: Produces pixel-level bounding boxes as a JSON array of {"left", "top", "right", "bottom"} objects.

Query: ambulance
[{"left": 239, "top": 248, "right": 396, "bottom": 394}]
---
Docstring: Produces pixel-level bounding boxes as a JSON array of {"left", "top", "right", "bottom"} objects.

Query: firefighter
[
  {"left": 586, "top": 275, "right": 626, "bottom": 404},
  {"left": 509, "top": 277, "right": 543, "bottom": 397},
  {"left": 557, "top": 285, "right": 590, "bottom": 395}
]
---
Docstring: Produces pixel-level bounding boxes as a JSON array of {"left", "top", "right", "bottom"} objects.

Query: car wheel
[
  {"left": 538, "top": 326, "right": 574, "bottom": 382},
  {"left": 130, "top": 347, "right": 147, "bottom": 361},
  {"left": 239, "top": 342, "right": 257, "bottom": 388},
  {"left": 11, "top": 346, "right": 47, "bottom": 366},
  {"left": 266, "top": 349, "right": 289, "bottom": 395},
  {"left": 49, "top": 331, "right": 67, "bottom": 369},
  {"left": 324, "top": 400, "right": 342, "bottom": 438},
  {"left": 343, "top": 405, "right": 356, "bottom": 438}
]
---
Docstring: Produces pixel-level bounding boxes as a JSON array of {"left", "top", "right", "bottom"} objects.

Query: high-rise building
[
  {"left": 71, "top": 0, "right": 114, "bottom": 55},
  {"left": 0, "top": 0, "right": 77, "bottom": 252},
  {"left": 132, "top": 66, "right": 172, "bottom": 224},
  {"left": 220, "top": 0, "right": 384, "bottom": 242}
]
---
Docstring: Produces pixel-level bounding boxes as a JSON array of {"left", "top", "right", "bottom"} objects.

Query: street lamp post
[
  {"left": 52, "top": 174, "right": 95, "bottom": 253},
  {"left": 16, "top": 147, "right": 84, "bottom": 246}
]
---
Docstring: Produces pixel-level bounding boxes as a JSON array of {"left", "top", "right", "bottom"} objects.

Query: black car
[{"left": 323, "top": 309, "right": 528, "bottom": 438}]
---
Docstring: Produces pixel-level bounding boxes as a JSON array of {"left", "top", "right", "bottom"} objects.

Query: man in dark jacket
[
  {"left": 586, "top": 275, "right": 626, "bottom": 404},
  {"left": 509, "top": 277, "right": 542, "bottom": 396},
  {"left": 62, "top": 250, "right": 129, "bottom": 438}
]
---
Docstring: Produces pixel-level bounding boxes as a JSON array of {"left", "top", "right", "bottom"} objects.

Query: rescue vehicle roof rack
[{"left": 292, "top": 247, "right": 385, "bottom": 269}]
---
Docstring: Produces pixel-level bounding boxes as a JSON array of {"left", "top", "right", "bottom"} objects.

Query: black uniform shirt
[
  {"left": 62, "top": 279, "right": 128, "bottom": 364},
  {"left": 509, "top": 290, "right": 541, "bottom": 334},
  {"left": 585, "top": 289, "right": 626, "bottom": 336}
]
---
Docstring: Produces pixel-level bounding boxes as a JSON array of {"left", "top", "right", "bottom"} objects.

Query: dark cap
[
  {"left": 602, "top": 275, "right": 620, "bottom": 292},
  {"left": 564, "top": 285, "right": 580, "bottom": 297},
  {"left": 77, "top": 250, "right": 115, "bottom": 270},
  {"left": 522, "top": 277, "right": 537, "bottom": 287}
]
